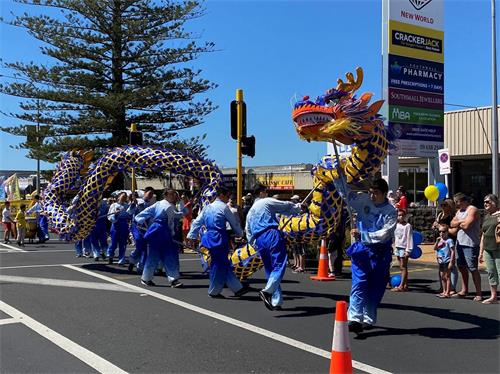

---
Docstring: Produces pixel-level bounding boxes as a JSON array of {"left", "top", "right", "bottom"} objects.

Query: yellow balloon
[{"left": 424, "top": 185, "right": 440, "bottom": 201}]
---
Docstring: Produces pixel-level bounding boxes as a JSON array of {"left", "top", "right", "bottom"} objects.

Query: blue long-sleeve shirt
[
  {"left": 135, "top": 200, "right": 187, "bottom": 236},
  {"left": 187, "top": 198, "right": 243, "bottom": 240},
  {"left": 127, "top": 198, "right": 154, "bottom": 225},
  {"left": 245, "top": 197, "right": 301, "bottom": 244},
  {"left": 334, "top": 180, "right": 397, "bottom": 245},
  {"left": 26, "top": 201, "right": 42, "bottom": 216},
  {"left": 107, "top": 202, "right": 131, "bottom": 223}
]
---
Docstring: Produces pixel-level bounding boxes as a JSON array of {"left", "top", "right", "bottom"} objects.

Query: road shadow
[
  {"left": 272, "top": 290, "right": 350, "bottom": 318},
  {"left": 405, "top": 278, "right": 437, "bottom": 294},
  {"left": 355, "top": 302, "right": 499, "bottom": 340}
]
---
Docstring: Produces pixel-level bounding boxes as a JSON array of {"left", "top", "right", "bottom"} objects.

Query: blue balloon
[
  {"left": 435, "top": 182, "right": 448, "bottom": 201},
  {"left": 390, "top": 274, "right": 402, "bottom": 288},
  {"left": 410, "top": 246, "right": 422, "bottom": 259},
  {"left": 413, "top": 231, "right": 423, "bottom": 246}
]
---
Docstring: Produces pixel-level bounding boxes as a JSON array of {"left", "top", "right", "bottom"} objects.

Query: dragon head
[{"left": 292, "top": 67, "right": 384, "bottom": 144}]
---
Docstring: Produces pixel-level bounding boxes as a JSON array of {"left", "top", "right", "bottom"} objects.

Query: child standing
[
  {"left": 392, "top": 209, "right": 413, "bottom": 291},
  {"left": 2, "top": 201, "right": 14, "bottom": 244},
  {"left": 434, "top": 224, "right": 455, "bottom": 298},
  {"left": 15, "top": 204, "right": 27, "bottom": 247}
]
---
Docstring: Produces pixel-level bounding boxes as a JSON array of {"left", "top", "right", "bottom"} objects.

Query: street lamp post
[
  {"left": 0, "top": 74, "right": 42, "bottom": 193},
  {"left": 36, "top": 98, "right": 40, "bottom": 193}
]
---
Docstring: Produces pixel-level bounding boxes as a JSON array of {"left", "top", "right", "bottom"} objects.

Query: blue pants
[
  {"left": 347, "top": 241, "right": 392, "bottom": 325},
  {"left": 75, "top": 235, "right": 92, "bottom": 256},
  {"left": 90, "top": 221, "right": 108, "bottom": 258},
  {"left": 129, "top": 224, "right": 148, "bottom": 271},
  {"left": 203, "top": 230, "right": 242, "bottom": 296},
  {"left": 107, "top": 220, "right": 129, "bottom": 264},
  {"left": 255, "top": 229, "right": 287, "bottom": 307},
  {"left": 142, "top": 221, "right": 179, "bottom": 282},
  {"left": 37, "top": 215, "right": 49, "bottom": 241}
]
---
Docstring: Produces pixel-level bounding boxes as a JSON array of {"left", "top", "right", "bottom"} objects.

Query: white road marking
[
  {"left": 0, "top": 275, "right": 140, "bottom": 293},
  {"left": 0, "top": 242, "right": 25, "bottom": 252},
  {"left": 65, "top": 265, "right": 392, "bottom": 374},
  {"left": 0, "top": 263, "right": 84, "bottom": 270},
  {"left": 0, "top": 249, "right": 76, "bottom": 254},
  {"left": 0, "top": 317, "right": 19, "bottom": 326},
  {"left": 0, "top": 300, "right": 127, "bottom": 374}
]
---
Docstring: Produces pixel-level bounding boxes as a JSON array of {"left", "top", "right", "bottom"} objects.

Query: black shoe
[
  {"left": 170, "top": 279, "right": 183, "bottom": 288},
  {"left": 83, "top": 252, "right": 90, "bottom": 258},
  {"left": 363, "top": 323, "right": 375, "bottom": 331},
  {"left": 209, "top": 293, "right": 225, "bottom": 299},
  {"left": 128, "top": 263, "right": 134, "bottom": 273},
  {"left": 259, "top": 290, "right": 273, "bottom": 311},
  {"left": 141, "top": 279, "right": 156, "bottom": 287},
  {"left": 107, "top": 257, "right": 113, "bottom": 265},
  {"left": 101, "top": 252, "right": 106, "bottom": 260},
  {"left": 348, "top": 321, "right": 364, "bottom": 334},
  {"left": 76, "top": 254, "right": 82, "bottom": 258},
  {"left": 272, "top": 305, "right": 283, "bottom": 311},
  {"left": 234, "top": 285, "right": 251, "bottom": 297},
  {"left": 94, "top": 257, "right": 99, "bottom": 262}
]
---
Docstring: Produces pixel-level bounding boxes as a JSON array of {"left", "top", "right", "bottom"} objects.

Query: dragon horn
[{"left": 336, "top": 67, "right": 364, "bottom": 93}]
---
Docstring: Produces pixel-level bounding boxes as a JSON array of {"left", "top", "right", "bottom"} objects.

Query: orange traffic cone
[
  {"left": 329, "top": 301, "right": 353, "bottom": 374},
  {"left": 310, "top": 239, "right": 336, "bottom": 281}
]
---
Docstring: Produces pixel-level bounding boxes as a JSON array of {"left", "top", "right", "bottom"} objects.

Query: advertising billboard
[{"left": 383, "top": 0, "right": 444, "bottom": 158}]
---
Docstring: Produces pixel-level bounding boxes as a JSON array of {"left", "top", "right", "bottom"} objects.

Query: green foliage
[{"left": 1, "top": 0, "right": 216, "bottom": 163}]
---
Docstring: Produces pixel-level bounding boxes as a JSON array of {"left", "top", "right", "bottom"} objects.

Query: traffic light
[
  {"left": 129, "top": 123, "right": 143, "bottom": 146},
  {"left": 241, "top": 135, "right": 255, "bottom": 157},
  {"left": 230, "top": 100, "right": 246, "bottom": 140}
]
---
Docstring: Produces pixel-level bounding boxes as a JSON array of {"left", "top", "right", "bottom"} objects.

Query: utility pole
[{"left": 492, "top": 0, "right": 499, "bottom": 195}]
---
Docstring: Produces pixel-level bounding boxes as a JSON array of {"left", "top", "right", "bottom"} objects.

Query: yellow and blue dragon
[{"left": 40, "top": 68, "right": 389, "bottom": 279}]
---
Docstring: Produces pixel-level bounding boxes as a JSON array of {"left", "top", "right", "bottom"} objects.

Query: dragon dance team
[{"left": 58, "top": 179, "right": 398, "bottom": 326}]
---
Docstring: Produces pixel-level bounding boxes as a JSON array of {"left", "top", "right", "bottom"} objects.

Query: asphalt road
[{"left": 0, "top": 239, "right": 498, "bottom": 374}]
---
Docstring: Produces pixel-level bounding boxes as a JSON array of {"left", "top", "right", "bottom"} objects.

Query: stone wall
[{"left": 407, "top": 206, "right": 438, "bottom": 244}]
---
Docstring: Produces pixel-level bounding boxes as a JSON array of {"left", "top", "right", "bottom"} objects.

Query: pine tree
[{"left": 1, "top": 0, "right": 217, "bottom": 162}]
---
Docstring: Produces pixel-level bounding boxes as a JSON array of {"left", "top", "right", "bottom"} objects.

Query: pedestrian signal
[{"left": 241, "top": 135, "right": 255, "bottom": 158}]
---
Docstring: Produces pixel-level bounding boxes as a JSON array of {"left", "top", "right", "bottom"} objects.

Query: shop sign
[{"left": 256, "top": 175, "right": 294, "bottom": 190}]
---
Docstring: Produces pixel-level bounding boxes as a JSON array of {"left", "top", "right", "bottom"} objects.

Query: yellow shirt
[{"left": 16, "top": 211, "right": 27, "bottom": 229}]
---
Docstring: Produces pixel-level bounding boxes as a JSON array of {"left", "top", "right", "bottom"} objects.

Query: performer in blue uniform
[
  {"left": 90, "top": 199, "right": 109, "bottom": 260},
  {"left": 135, "top": 188, "right": 187, "bottom": 287},
  {"left": 26, "top": 195, "right": 49, "bottom": 243},
  {"left": 128, "top": 187, "right": 155, "bottom": 273},
  {"left": 187, "top": 187, "right": 249, "bottom": 298},
  {"left": 106, "top": 192, "right": 131, "bottom": 265},
  {"left": 335, "top": 178, "right": 397, "bottom": 333},
  {"left": 246, "top": 185, "right": 301, "bottom": 310},
  {"left": 75, "top": 235, "right": 92, "bottom": 258}
]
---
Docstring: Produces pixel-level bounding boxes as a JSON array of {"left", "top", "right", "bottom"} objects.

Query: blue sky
[{"left": 0, "top": 0, "right": 496, "bottom": 171}]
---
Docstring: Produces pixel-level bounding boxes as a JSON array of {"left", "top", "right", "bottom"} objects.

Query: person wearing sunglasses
[{"left": 479, "top": 194, "right": 500, "bottom": 304}]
